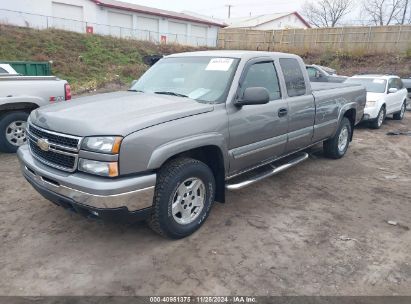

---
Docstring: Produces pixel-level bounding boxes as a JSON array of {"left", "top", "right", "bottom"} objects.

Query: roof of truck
[{"left": 168, "top": 50, "right": 300, "bottom": 60}]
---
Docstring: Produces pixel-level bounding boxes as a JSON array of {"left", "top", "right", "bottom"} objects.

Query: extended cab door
[
  {"left": 227, "top": 58, "right": 288, "bottom": 174},
  {"left": 279, "top": 58, "right": 316, "bottom": 153}
]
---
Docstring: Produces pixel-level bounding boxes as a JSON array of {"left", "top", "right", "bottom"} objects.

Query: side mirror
[
  {"left": 235, "top": 87, "right": 270, "bottom": 106},
  {"left": 388, "top": 88, "right": 398, "bottom": 94},
  {"left": 131, "top": 79, "right": 138, "bottom": 87}
]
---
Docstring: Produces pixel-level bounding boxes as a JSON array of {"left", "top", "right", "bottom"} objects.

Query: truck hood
[
  {"left": 30, "top": 91, "right": 214, "bottom": 136},
  {"left": 366, "top": 92, "right": 385, "bottom": 102}
]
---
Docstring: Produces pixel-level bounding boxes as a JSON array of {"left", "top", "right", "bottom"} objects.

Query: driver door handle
[{"left": 278, "top": 108, "right": 288, "bottom": 117}]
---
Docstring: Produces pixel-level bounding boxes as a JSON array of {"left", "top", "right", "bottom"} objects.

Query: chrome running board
[{"left": 225, "top": 152, "right": 309, "bottom": 190}]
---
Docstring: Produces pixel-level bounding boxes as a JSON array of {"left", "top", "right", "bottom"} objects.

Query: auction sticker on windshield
[{"left": 206, "top": 58, "right": 234, "bottom": 71}]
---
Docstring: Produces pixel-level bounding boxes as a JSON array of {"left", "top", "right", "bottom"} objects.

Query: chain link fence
[{"left": 0, "top": 8, "right": 216, "bottom": 47}]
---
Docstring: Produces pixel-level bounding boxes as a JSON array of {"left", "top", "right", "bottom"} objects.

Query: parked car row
[
  {"left": 306, "top": 64, "right": 408, "bottom": 128},
  {"left": 346, "top": 75, "right": 407, "bottom": 128}
]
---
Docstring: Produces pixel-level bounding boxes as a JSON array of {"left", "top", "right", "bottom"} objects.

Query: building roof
[
  {"left": 90, "top": 0, "right": 225, "bottom": 27},
  {"left": 181, "top": 11, "right": 226, "bottom": 27},
  {"left": 226, "top": 12, "right": 311, "bottom": 29}
]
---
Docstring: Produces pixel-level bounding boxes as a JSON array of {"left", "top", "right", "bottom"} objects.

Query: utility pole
[{"left": 225, "top": 4, "right": 233, "bottom": 19}]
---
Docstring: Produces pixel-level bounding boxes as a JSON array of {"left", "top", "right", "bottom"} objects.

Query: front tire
[
  {"left": 393, "top": 101, "right": 406, "bottom": 120},
  {"left": 0, "top": 111, "right": 29, "bottom": 153},
  {"left": 148, "top": 158, "right": 216, "bottom": 239},
  {"left": 370, "top": 106, "right": 385, "bottom": 129},
  {"left": 323, "top": 117, "right": 352, "bottom": 159}
]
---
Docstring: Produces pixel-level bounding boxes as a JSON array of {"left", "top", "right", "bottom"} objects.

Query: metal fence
[
  {"left": 218, "top": 26, "right": 411, "bottom": 53},
  {"left": 0, "top": 8, "right": 216, "bottom": 47}
]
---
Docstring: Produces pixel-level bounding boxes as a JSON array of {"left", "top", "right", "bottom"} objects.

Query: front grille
[
  {"left": 28, "top": 124, "right": 79, "bottom": 149},
  {"left": 27, "top": 123, "right": 82, "bottom": 172},
  {"left": 29, "top": 141, "right": 76, "bottom": 170}
]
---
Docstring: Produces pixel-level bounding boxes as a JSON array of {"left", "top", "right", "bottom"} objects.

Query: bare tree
[
  {"left": 397, "top": 0, "right": 411, "bottom": 24},
  {"left": 302, "top": 0, "right": 354, "bottom": 27},
  {"left": 362, "top": 0, "right": 404, "bottom": 25},
  {"left": 400, "top": 0, "right": 409, "bottom": 23}
]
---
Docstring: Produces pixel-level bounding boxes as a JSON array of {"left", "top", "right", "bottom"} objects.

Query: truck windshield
[
  {"left": 346, "top": 78, "right": 387, "bottom": 93},
  {"left": 130, "top": 57, "right": 239, "bottom": 103}
]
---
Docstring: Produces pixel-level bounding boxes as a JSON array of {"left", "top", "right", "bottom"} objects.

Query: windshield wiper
[
  {"left": 154, "top": 91, "right": 188, "bottom": 98},
  {"left": 128, "top": 89, "right": 145, "bottom": 92}
]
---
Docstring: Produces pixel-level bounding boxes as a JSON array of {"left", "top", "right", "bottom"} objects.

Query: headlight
[
  {"left": 81, "top": 136, "right": 122, "bottom": 154},
  {"left": 366, "top": 101, "right": 377, "bottom": 107},
  {"left": 78, "top": 159, "right": 119, "bottom": 177}
]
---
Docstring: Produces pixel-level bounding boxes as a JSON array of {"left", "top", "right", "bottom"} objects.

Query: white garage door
[
  {"left": 108, "top": 11, "right": 133, "bottom": 28},
  {"left": 52, "top": 2, "right": 83, "bottom": 20},
  {"left": 108, "top": 11, "right": 133, "bottom": 37},
  {"left": 168, "top": 21, "right": 187, "bottom": 43},
  {"left": 191, "top": 25, "right": 207, "bottom": 46},
  {"left": 52, "top": 2, "right": 84, "bottom": 32},
  {"left": 137, "top": 17, "right": 159, "bottom": 41}
]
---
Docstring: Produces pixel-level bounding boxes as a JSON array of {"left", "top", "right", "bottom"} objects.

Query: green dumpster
[{"left": 0, "top": 61, "right": 52, "bottom": 76}]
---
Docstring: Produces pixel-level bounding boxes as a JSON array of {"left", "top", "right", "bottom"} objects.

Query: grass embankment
[{"left": 0, "top": 25, "right": 205, "bottom": 94}]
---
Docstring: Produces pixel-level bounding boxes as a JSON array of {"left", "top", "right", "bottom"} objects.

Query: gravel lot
[{"left": 1, "top": 113, "right": 410, "bottom": 296}]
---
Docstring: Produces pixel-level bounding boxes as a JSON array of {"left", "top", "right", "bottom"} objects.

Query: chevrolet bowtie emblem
[{"left": 37, "top": 138, "right": 50, "bottom": 152}]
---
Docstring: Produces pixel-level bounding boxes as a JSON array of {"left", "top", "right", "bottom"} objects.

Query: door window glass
[
  {"left": 388, "top": 78, "right": 396, "bottom": 90},
  {"left": 306, "top": 67, "right": 317, "bottom": 78},
  {"left": 241, "top": 62, "right": 281, "bottom": 100}
]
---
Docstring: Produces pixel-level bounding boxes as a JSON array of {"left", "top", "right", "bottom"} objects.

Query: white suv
[{"left": 346, "top": 75, "right": 407, "bottom": 129}]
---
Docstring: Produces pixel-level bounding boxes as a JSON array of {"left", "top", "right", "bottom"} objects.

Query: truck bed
[{"left": 311, "top": 82, "right": 362, "bottom": 92}]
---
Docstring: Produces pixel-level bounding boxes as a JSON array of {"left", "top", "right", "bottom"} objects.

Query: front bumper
[
  {"left": 17, "top": 145, "right": 156, "bottom": 221},
  {"left": 362, "top": 105, "right": 380, "bottom": 121}
]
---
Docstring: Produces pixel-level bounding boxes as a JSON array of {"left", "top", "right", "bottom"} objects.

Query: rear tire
[
  {"left": 148, "top": 158, "right": 215, "bottom": 239},
  {"left": 0, "top": 111, "right": 29, "bottom": 153},
  {"left": 393, "top": 101, "right": 406, "bottom": 120},
  {"left": 370, "top": 106, "right": 385, "bottom": 129},
  {"left": 323, "top": 117, "right": 352, "bottom": 159}
]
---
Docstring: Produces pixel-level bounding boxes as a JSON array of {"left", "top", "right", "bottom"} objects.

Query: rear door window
[{"left": 280, "top": 58, "right": 306, "bottom": 97}]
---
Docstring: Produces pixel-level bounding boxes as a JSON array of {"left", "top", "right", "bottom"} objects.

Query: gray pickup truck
[
  {"left": 18, "top": 51, "right": 366, "bottom": 239},
  {"left": 0, "top": 75, "right": 70, "bottom": 152}
]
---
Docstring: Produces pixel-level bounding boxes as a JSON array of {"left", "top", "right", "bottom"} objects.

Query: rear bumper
[{"left": 17, "top": 145, "right": 156, "bottom": 221}]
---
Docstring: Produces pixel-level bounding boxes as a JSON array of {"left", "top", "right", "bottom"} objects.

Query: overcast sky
[{"left": 123, "top": 0, "right": 306, "bottom": 19}]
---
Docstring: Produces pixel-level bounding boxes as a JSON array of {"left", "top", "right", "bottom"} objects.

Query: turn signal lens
[
  {"left": 108, "top": 162, "right": 119, "bottom": 177},
  {"left": 111, "top": 137, "right": 122, "bottom": 154}
]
